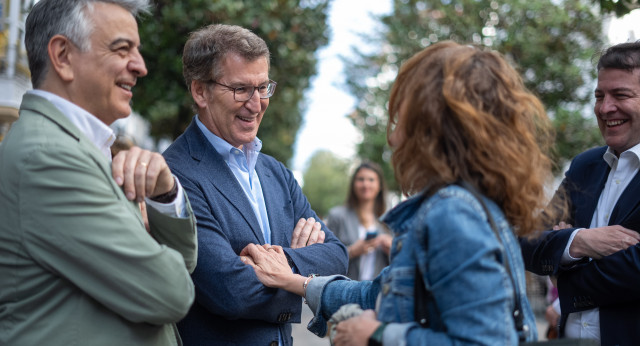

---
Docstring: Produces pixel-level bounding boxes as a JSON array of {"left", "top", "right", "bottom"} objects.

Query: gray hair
[
  {"left": 25, "top": 0, "right": 150, "bottom": 88},
  {"left": 182, "top": 24, "right": 271, "bottom": 92}
]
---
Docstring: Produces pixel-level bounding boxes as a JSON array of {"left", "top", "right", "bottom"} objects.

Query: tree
[
  {"left": 301, "top": 150, "right": 350, "bottom": 219},
  {"left": 135, "top": 0, "right": 330, "bottom": 165},
  {"left": 344, "top": 0, "right": 604, "bottom": 190},
  {"left": 597, "top": 0, "right": 639, "bottom": 16}
]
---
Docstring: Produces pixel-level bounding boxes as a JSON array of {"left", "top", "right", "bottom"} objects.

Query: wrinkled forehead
[{"left": 596, "top": 67, "right": 640, "bottom": 90}]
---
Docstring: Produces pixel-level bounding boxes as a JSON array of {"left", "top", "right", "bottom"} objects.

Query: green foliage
[
  {"left": 552, "top": 108, "right": 603, "bottom": 168},
  {"left": 598, "top": 0, "right": 639, "bottom": 16},
  {"left": 301, "top": 150, "right": 350, "bottom": 219},
  {"left": 344, "top": 0, "right": 605, "bottom": 189},
  {"left": 135, "top": 0, "right": 330, "bottom": 165}
]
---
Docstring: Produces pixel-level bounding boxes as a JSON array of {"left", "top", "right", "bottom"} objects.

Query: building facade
[{"left": 0, "top": 0, "right": 32, "bottom": 142}]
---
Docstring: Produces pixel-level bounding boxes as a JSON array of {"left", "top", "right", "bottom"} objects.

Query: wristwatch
[
  {"left": 368, "top": 323, "right": 387, "bottom": 346},
  {"left": 150, "top": 178, "right": 178, "bottom": 203}
]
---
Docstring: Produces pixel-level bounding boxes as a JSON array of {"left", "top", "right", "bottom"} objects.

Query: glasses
[{"left": 209, "top": 80, "right": 277, "bottom": 102}]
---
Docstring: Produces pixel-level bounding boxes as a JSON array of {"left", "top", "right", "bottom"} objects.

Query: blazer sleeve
[
  {"left": 557, "top": 243, "right": 640, "bottom": 312},
  {"left": 277, "top": 163, "right": 349, "bottom": 277},
  {"left": 174, "top": 169, "right": 309, "bottom": 323},
  {"left": 146, "top": 192, "right": 198, "bottom": 273},
  {"left": 20, "top": 146, "right": 195, "bottom": 325}
]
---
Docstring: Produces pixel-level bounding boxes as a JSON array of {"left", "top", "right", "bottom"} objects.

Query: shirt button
[
  {"left": 582, "top": 322, "right": 588, "bottom": 327},
  {"left": 382, "top": 283, "right": 390, "bottom": 295},
  {"left": 615, "top": 179, "right": 620, "bottom": 184}
]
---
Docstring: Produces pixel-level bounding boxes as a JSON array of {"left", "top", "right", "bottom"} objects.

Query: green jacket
[{"left": 0, "top": 93, "right": 197, "bottom": 345}]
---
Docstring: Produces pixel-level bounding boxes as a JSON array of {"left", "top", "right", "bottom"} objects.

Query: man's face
[
  {"left": 199, "top": 53, "right": 270, "bottom": 149},
  {"left": 67, "top": 2, "right": 147, "bottom": 125},
  {"left": 594, "top": 68, "right": 640, "bottom": 156}
]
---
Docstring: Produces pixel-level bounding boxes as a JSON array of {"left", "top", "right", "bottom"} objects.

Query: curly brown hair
[{"left": 387, "top": 41, "right": 556, "bottom": 236}]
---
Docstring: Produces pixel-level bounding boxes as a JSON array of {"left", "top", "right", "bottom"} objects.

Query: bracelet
[
  {"left": 368, "top": 322, "right": 387, "bottom": 346},
  {"left": 302, "top": 274, "right": 317, "bottom": 304}
]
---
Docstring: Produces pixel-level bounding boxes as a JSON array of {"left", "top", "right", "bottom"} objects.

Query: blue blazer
[
  {"left": 163, "top": 119, "right": 348, "bottom": 346},
  {"left": 521, "top": 146, "right": 640, "bottom": 345}
]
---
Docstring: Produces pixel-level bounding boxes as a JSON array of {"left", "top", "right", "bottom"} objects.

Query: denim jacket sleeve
[{"left": 306, "top": 273, "right": 382, "bottom": 337}]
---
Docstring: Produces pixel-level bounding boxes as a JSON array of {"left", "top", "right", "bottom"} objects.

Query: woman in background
[
  {"left": 241, "top": 41, "right": 559, "bottom": 345},
  {"left": 326, "top": 161, "right": 392, "bottom": 281}
]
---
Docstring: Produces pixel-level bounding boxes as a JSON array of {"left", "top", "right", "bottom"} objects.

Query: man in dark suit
[
  {"left": 522, "top": 41, "right": 640, "bottom": 345},
  {"left": 163, "top": 24, "right": 348, "bottom": 346}
]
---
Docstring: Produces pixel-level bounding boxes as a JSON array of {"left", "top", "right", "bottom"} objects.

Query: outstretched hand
[{"left": 570, "top": 225, "right": 640, "bottom": 259}]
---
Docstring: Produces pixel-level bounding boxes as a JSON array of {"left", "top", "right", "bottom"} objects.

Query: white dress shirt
[{"left": 562, "top": 143, "right": 640, "bottom": 340}]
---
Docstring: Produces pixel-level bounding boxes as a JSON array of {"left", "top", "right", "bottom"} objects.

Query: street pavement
[{"left": 292, "top": 302, "right": 330, "bottom": 346}]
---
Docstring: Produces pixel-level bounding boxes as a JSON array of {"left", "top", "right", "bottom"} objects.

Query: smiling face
[
  {"left": 198, "top": 53, "right": 270, "bottom": 149},
  {"left": 67, "top": 2, "right": 147, "bottom": 125},
  {"left": 353, "top": 168, "right": 381, "bottom": 203},
  {"left": 594, "top": 68, "right": 640, "bottom": 156}
]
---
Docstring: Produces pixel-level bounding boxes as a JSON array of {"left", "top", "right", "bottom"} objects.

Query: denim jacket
[{"left": 306, "top": 185, "right": 537, "bottom": 345}]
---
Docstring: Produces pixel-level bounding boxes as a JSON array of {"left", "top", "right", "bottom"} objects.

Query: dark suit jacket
[
  {"left": 163, "top": 119, "right": 348, "bottom": 346},
  {"left": 521, "top": 146, "right": 640, "bottom": 345}
]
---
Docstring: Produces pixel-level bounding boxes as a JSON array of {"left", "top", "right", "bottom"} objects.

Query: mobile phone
[{"left": 364, "top": 231, "right": 378, "bottom": 241}]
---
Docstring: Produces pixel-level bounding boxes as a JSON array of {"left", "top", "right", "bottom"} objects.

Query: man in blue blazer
[
  {"left": 522, "top": 41, "right": 640, "bottom": 345},
  {"left": 163, "top": 24, "right": 348, "bottom": 346}
]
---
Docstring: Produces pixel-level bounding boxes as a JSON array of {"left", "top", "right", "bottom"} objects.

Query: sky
[
  {"left": 291, "top": 0, "right": 392, "bottom": 173},
  {"left": 292, "top": 4, "right": 640, "bottom": 175}
]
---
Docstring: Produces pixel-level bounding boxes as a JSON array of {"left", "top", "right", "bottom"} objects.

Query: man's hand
[
  {"left": 333, "top": 310, "right": 380, "bottom": 346},
  {"left": 569, "top": 225, "right": 640, "bottom": 259},
  {"left": 111, "top": 146, "right": 175, "bottom": 202},
  {"left": 290, "top": 217, "right": 325, "bottom": 249}
]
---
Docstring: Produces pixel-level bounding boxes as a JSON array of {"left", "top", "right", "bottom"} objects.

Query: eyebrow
[
  {"left": 595, "top": 87, "right": 636, "bottom": 94},
  {"left": 108, "top": 38, "right": 137, "bottom": 49}
]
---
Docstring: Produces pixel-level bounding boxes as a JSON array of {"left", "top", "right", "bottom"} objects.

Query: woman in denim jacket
[{"left": 241, "top": 41, "right": 561, "bottom": 345}]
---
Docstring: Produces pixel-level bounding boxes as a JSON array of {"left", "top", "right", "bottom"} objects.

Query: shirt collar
[
  {"left": 28, "top": 90, "right": 116, "bottom": 160},
  {"left": 195, "top": 114, "right": 262, "bottom": 169},
  {"left": 603, "top": 142, "right": 640, "bottom": 168}
]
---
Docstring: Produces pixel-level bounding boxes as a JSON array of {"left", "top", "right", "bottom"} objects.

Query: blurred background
[{"left": 2, "top": 0, "right": 640, "bottom": 343}]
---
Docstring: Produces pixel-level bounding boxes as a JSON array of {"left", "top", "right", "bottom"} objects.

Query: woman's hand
[
  {"left": 374, "top": 234, "right": 393, "bottom": 255},
  {"left": 333, "top": 310, "right": 380, "bottom": 346},
  {"left": 240, "top": 244, "right": 306, "bottom": 295},
  {"left": 348, "top": 239, "right": 376, "bottom": 259}
]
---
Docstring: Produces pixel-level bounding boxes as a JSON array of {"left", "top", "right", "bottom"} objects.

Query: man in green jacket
[{"left": 0, "top": 0, "right": 197, "bottom": 345}]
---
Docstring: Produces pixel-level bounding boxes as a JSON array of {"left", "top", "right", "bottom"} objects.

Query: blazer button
[
  {"left": 396, "top": 240, "right": 403, "bottom": 251},
  {"left": 382, "top": 283, "right": 390, "bottom": 295},
  {"left": 269, "top": 341, "right": 278, "bottom": 346}
]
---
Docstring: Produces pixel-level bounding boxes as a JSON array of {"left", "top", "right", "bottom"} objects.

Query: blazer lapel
[
  {"left": 609, "top": 171, "right": 640, "bottom": 232},
  {"left": 573, "top": 153, "right": 610, "bottom": 227},
  {"left": 20, "top": 94, "right": 144, "bottom": 225},
  {"left": 184, "top": 122, "right": 265, "bottom": 244},
  {"left": 256, "top": 159, "right": 290, "bottom": 247}
]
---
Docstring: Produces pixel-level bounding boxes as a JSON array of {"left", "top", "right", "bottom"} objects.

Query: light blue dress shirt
[{"left": 195, "top": 115, "right": 272, "bottom": 244}]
